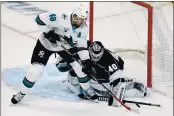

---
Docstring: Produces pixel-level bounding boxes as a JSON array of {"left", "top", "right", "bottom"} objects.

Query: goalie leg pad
[
  {"left": 134, "top": 82, "right": 149, "bottom": 97},
  {"left": 108, "top": 82, "right": 126, "bottom": 107},
  {"left": 124, "top": 81, "right": 149, "bottom": 97}
]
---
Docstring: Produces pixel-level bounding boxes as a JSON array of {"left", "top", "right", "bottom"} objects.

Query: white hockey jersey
[{"left": 35, "top": 12, "right": 89, "bottom": 52}]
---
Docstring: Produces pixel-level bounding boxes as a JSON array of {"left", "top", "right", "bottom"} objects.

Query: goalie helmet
[
  {"left": 72, "top": 4, "right": 89, "bottom": 20},
  {"left": 89, "top": 41, "right": 104, "bottom": 62}
]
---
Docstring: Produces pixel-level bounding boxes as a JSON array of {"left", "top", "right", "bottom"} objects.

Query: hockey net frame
[{"left": 89, "top": 2, "right": 173, "bottom": 90}]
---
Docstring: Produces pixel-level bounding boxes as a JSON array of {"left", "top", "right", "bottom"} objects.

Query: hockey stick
[
  {"left": 97, "top": 96, "right": 161, "bottom": 107},
  {"left": 58, "top": 42, "right": 139, "bottom": 113},
  {"left": 122, "top": 100, "right": 161, "bottom": 107}
]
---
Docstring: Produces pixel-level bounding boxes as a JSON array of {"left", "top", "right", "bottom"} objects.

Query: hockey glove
[
  {"left": 81, "top": 59, "right": 93, "bottom": 74},
  {"left": 62, "top": 35, "right": 74, "bottom": 48},
  {"left": 43, "top": 30, "right": 60, "bottom": 43}
]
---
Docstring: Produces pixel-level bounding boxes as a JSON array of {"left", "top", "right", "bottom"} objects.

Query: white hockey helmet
[{"left": 72, "top": 4, "right": 89, "bottom": 20}]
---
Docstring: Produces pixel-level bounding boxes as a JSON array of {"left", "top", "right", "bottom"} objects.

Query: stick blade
[
  {"left": 158, "top": 104, "right": 162, "bottom": 108},
  {"left": 130, "top": 107, "right": 140, "bottom": 114}
]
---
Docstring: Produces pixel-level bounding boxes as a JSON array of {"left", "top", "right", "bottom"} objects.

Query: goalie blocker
[{"left": 57, "top": 41, "right": 149, "bottom": 107}]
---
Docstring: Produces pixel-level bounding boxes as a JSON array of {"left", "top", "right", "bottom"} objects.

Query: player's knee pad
[
  {"left": 23, "top": 63, "right": 44, "bottom": 88},
  {"left": 56, "top": 60, "right": 72, "bottom": 72}
]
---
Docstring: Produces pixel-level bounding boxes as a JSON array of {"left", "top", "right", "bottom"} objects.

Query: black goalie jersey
[{"left": 90, "top": 49, "right": 124, "bottom": 83}]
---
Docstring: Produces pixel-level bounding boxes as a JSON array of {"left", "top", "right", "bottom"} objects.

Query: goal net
[{"left": 89, "top": 2, "right": 173, "bottom": 97}]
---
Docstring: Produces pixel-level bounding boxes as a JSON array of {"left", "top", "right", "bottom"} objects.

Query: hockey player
[
  {"left": 11, "top": 5, "right": 97, "bottom": 104},
  {"left": 64, "top": 41, "right": 149, "bottom": 107}
]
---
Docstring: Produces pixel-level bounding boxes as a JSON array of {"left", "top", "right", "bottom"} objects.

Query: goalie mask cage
[{"left": 89, "top": 2, "right": 173, "bottom": 96}]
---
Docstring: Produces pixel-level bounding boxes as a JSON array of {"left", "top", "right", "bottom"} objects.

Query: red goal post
[{"left": 130, "top": 2, "right": 153, "bottom": 88}]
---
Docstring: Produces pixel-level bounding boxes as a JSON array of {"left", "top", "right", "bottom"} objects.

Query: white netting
[{"left": 92, "top": 2, "right": 173, "bottom": 91}]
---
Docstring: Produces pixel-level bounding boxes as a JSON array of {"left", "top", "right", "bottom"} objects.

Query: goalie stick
[
  {"left": 58, "top": 42, "right": 139, "bottom": 113},
  {"left": 97, "top": 96, "right": 161, "bottom": 107}
]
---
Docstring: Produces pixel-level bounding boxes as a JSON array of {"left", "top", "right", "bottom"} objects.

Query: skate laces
[{"left": 14, "top": 92, "right": 25, "bottom": 101}]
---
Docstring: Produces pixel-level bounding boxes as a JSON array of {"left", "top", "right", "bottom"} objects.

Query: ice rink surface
[{"left": 1, "top": 2, "right": 173, "bottom": 116}]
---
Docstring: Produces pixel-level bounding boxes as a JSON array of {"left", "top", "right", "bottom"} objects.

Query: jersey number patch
[
  {"left": 108, "top": 64, "right": 118, "bottom": 72},
  {"left": 49, "top": 14, "right": 56, "bottom": 21}
]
